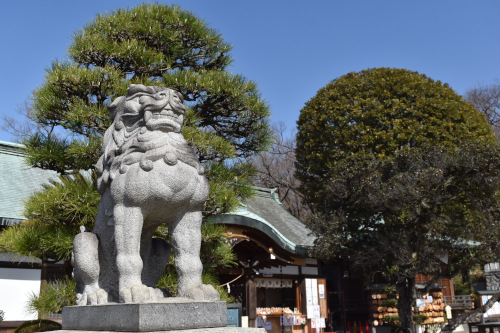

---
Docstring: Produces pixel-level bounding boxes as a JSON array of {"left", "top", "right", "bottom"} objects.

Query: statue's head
[{"left": 108, "top": 84, "right": 186, "bottom": 133}]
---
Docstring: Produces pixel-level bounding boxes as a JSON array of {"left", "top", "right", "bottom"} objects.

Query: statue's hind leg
[{"left": 170, "top": 210, "right": 219, "bottom": 301}]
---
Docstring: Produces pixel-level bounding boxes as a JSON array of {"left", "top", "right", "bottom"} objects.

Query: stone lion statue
[{"left": 72, "top": 84, "right": 219, "bottom": 305}]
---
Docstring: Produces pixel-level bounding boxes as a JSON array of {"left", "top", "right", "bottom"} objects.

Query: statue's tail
[{"left": 72, "top": 226, "right": 100, "bottom": 305}]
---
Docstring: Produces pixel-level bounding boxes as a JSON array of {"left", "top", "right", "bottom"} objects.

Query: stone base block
[
  {"left": 62, "top": 299, "right": 229, "bottom": 332},
  {"left": 53, "top": 329, "right": 264, "bottom": 333}
]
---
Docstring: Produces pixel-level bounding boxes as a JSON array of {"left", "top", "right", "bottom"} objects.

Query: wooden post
[
  {"left": 246, "top": 278, "right": 257, "bottom": 327},
  {"left": 296, "top": 280, "right": 302, "bottom": 313},
  {"left": 318, "top": 278, "right": 327, "bottom": 319}
]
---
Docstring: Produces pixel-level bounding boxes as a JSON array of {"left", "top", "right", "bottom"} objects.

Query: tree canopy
[
  {"left": 296, "top": 68, "right": 500, "bottom": 333},
  {"left": 23, "top": 3, "right": 270, "bottom": 214},
  {"left": 296, "top": 68, "right": 496, "bottom": 205}
]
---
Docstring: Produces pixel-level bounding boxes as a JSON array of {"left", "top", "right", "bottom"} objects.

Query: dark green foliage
[
  {"left": 164, "top": 70, "right": 271, "bottom": 161},
  {"left": 201, "top": 272, "right": 235, "bottom": 303},
  {"left": 27, "top": 277, "right": 76, "bottom": 318},
  {"left": 200, "top": 224, "right": 237, "bottom": 273},
  {"left": 68, "top": 5, "right": 232, "bottom": 74},
  {"left": 0, "top": 173, "right": 98, "bottom": 261},
  {"left": 306, "top": 143, "right": 500, "bottom": 274},
  {"left": 0, "top": 220, "right": 75, "bottom": 262},
  {"left": 381, "top": 286, "right": 398, "bottom": 294},
  {"left": 382, "top": 315, "right": 401, "bottom": 326},
  {"left": 296, "top": 68, "right": 496, "bottom": 205},
  {"left": 380, "top": 315, "right": 429, "bottom": 327},
  {"left": 155, "top": 223, "right": 236, "bottom": 302},
  {"left": 24, "top": 173, "right": 99, "bottom": 229},
  {"left": 412, "top": 315, "right": 429, "bottom": 325},
  {"left": 204, "top": 161, "right": 256, "bottom": 216},
  {"left": 296, "top": 68, "right": 500, "bottom": 333},
  {"left": 306, "top": 143, "right": 500, "bottom": 332},
  {"left": 452, "top": 275, "right": 471, "bottom": 295},
  {"left": 14, "top": 320, "right": 61, "bottom": 333},
  {"left": 156, "top": 269, "right": 235, "bottom": 303},
  {"left": 382, "top": 299, "right": 399, "bottom": 308}
]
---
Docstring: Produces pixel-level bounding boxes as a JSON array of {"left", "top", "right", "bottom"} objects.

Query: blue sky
[{"left": 1, "top": 0, "right": 500, "bottom": 142}]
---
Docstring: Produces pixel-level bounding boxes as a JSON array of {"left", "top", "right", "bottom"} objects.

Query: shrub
[
  {"left": 382, "top": 299, "right": 398, "bottom": 307},
  {"left": 382, "top": 315, "right": 400, "bottom": 326},
  {"left": 14, "top": 320, "right": 61, "bottom": 333},
  {"left": 381, "top": 286, "right": 397, "bottom": 295},
  {"left": 413, "top": 314, "right": 429, "bottom": 325},
  {"left": 27, "top": 277, "right": 76, "bottom": 318},
  {"left": 381, "top": 314, "right": 429, "bottom": 327}
]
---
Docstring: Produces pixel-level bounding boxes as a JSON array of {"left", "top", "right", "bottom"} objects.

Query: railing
[{"left": 443, "top": 295, "right": 473, "bottom": 309}]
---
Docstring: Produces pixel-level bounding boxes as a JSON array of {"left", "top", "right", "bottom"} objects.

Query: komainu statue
[{"left": 72, "top": 84, "right": 219, "bottom": 305}]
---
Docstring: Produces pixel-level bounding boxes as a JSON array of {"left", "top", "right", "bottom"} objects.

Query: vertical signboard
[{"left": 302, "top": 278, "right": 328, "bottom": 320}]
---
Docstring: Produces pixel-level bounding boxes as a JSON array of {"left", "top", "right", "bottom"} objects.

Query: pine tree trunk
[
  {"left": 40, "top": 260, "right": 48, "bottom": 288},
  {"left": 396, "top": 277, "right": 416, "bottom": 333},
  {"left": 39, "top": 260, "right": 48, "bottom": 319}
]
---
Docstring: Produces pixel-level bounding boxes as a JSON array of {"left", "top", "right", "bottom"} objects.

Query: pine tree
[
  {"left": 1, "top": 3, "right": 270, "bottom": 311},
  {"left": 26, "top": 4, "right": 270, "bottom": 209}
]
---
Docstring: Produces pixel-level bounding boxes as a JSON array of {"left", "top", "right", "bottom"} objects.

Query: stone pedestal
[
  {"left": 62, "top": 299, "right": 237, "bottom": 332},
  {"left": 53, "top": 329, "right": 264, "bottom": 333}
]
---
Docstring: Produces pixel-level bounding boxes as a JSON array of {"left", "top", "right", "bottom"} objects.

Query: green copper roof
[
  {"left": 0, "top": 141, "right": 59, "bottom": 225},
  {"left": 212, "top": 187, "right": 315, "bottom": 256},
  {"left": 1, "top": 141, "right": 316, "bottom": 257}
]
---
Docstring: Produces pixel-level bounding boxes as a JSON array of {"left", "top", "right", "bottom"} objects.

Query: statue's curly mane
[{"left": 96, "top": 84, "right": 203, "bottom": 193}]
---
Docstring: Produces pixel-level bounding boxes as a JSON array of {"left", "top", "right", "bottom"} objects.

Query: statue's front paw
[
  {"left": 76, "top": 286, "right": 108, "bottom": 306},
  {"left": 119, "top": 284, "right": 166, "bottom": 303},
  {"left": 179, "top": 284, "right": 220, "bottom": 301}
]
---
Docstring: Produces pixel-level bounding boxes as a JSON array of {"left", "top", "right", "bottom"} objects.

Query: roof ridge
[{"left": 0, "top": 141, "right": 26, "bottom": 156}]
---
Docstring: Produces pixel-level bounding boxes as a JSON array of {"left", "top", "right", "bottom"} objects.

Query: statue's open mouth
[{"left": 145, "top": 107, "right": 183, "bottom": 132}]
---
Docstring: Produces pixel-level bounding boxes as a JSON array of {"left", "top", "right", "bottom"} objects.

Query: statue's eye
[{"left": 124, "top": 100, "right": 141, "bottom": 115}]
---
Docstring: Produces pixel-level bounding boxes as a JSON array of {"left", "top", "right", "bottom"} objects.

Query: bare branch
[
  {"left": 250, "top": 122, "right": 312, "bottom": 220},
  {"left": 464, "top": 83, "right": 500, "bottom": 141}
]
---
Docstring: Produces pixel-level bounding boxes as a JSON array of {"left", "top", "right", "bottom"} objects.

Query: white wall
[{"left": 0, "top": 267, "right": 41, "bottom": 321}]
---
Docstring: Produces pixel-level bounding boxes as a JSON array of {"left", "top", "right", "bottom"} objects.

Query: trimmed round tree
[
  {"left": 296, "top": 68, "right": 500, "bottom": 333},
  {"left": 297, "top": 68, "right": 495, "bottom": 205}
]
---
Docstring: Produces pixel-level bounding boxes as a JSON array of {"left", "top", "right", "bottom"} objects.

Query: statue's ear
[
  {"left": 108, "top": 96, "right": 125, "bottom": 119},
  {"left": 175, "top": 91, "right": 184, "bottom": 104}
]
